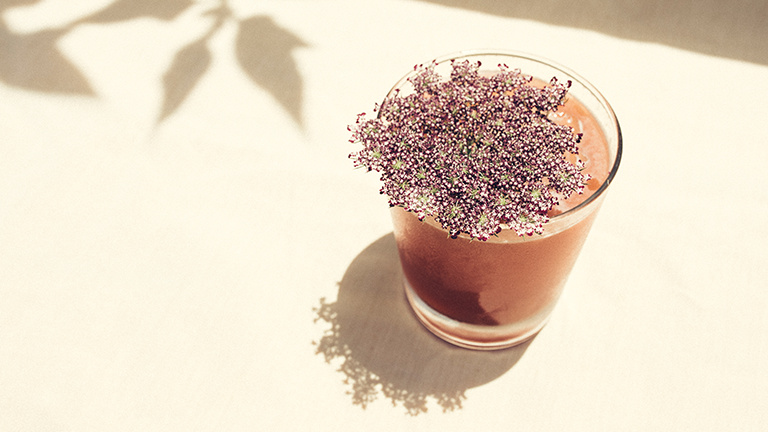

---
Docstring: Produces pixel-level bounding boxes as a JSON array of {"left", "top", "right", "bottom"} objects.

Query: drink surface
[
  {"left": 548, "top": 91, "right": 611, "bottom": 215},
  {"left": 392, "top": 92, "right": 611, "bottom": 331}
]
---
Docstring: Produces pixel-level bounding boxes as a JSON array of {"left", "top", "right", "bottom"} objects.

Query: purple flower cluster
[{"left": 349, "top": 60, "right": 589, "bottom": 240}]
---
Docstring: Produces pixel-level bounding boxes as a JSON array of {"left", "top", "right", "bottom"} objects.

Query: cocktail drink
[{"left": 351, "top": 52, "right": 621, "bottom": 350}]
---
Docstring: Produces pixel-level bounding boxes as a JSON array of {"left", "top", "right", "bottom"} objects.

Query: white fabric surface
[{"left": 1, "top": 0, "right": 767, "bottom": 430}]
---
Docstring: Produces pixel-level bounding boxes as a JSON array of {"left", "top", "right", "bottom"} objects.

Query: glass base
[{"left": 403, "top": 278, "right": 550, "bottom": 350}]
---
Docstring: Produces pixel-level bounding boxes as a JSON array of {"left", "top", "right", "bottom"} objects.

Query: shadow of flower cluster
[
  {"left": 313, "top": 234, "right": 530, "bottom": 415},
  {"left": 314, "top": 297, "right": 467, "bottom": 415},
  {"left": 0, "top": 0, "right": 306, "bottom": 124}
]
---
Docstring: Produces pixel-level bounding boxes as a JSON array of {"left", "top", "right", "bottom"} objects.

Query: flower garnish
[{"left": 348, "top": 60, "right": 589, "bottom": 240}]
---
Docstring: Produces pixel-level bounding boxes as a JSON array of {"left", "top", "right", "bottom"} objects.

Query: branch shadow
[
  {"left": 1, "top": 0, "right": 308, "bottom": 126},
  {"left": 313, "top": 233, "right": 531, "bottom": 415},
  {"left": 0, "top": 0, "right": 192, "bottom": 96},
  {"left": 416, "top": 0, "right": 768, "bottom": 65}
]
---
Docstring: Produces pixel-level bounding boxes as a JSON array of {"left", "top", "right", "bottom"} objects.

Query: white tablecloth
[{"left": 2, "top": 1, "right": 766, "bottom": 430}]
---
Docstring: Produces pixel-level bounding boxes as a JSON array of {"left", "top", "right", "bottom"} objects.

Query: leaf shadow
[
  {"left": 159, "top": 36, "right": 212, "bottom": 122},
  {"left": 72, "top": 0, "right": 193, "bottom": 24},
  {"left": 313, "top": 233, "right": 531, "bottom": 415},
  {"left": 0, "top": 23, "right": 94, "bottom": 95},
  {"left": 415, "top": 0, "right": 768, "bottom": 65},
  {"left": 236, "top": 15, "right": 308, "bottom": 127}
]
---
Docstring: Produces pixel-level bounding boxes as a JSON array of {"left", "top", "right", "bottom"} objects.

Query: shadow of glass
[
  {"left": 314, "top": 233, "right": 530, "bottom": 415},
  {"left": 416, "top": 0, "right": 768, "bottom": 65}
]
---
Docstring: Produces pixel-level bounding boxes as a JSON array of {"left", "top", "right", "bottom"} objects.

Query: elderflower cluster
[{"left": 349, "top": 60, "right": 589, "bottom": 240}]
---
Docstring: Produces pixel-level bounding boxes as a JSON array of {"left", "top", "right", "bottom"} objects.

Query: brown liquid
[{"left": 392, "top": 95, "right": 610, "bottom": 330}]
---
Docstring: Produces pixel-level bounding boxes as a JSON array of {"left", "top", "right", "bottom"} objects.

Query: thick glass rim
[{"left": 382, "top": 50, "right": 623, "bottom": 224}]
